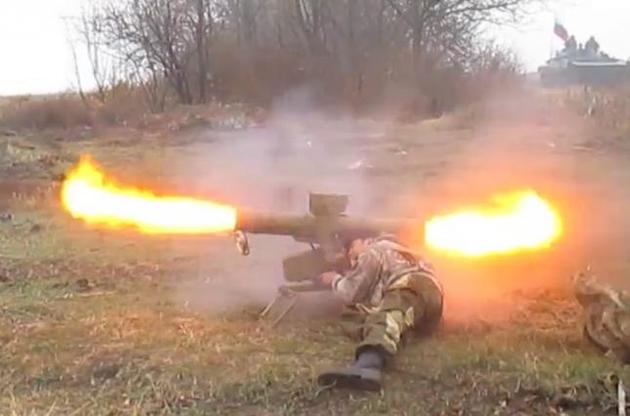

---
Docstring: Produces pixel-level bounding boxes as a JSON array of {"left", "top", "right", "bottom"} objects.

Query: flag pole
[
  {"left": 551, "top": 16, "right": 559, "bottom": 59},
  {"left": 550, "top": 22, "right": 554, "bottom": 59}
]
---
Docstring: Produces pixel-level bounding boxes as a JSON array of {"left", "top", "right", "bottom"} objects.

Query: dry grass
[
  {"left": 588, "top": 85, "right": 630, "bottom": 138},
  {"left": 0, "top": 95, "right": 94, "bottom": 130},
  {"left": 0, "top": 89, "right": 154, "bottom": 131},
  {"left": 0, "top": 91, "right": 265, "bottom": 136},
  {"left": 0, "top": 156, "right": 628, "bottom": 415},
  {"left": 1, "top": 93, "right": 630, "bottom": 415},
  {"left": 558, "top": 84, "right": 630, "bottom": 145},
  {"left": 1, "top": 225, "right": 626, "bottom": 415}
]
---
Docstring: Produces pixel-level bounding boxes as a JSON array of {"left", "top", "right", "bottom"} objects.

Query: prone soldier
[{"left": 316, "top": 234, "right": 443, "bottom": 391}]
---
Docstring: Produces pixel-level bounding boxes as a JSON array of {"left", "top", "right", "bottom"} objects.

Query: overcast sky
[{"left": 1, "top": 0, "right": 629, "bottom": 96}]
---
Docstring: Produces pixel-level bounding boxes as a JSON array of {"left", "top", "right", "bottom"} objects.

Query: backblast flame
[
  {"left": 61, "top": 158, "right": 562, "bottom": 258},
  {"left": 424, "top": 190, "right": 563, "bottom": 257},
  {"left": 61, "top": 157, "right": 236, "bottom": 234}
]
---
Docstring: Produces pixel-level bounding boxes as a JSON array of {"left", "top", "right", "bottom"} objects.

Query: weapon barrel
[
  {"left": 235, "top": 209, "right": 419, "bottom": 239},
  {"left": 236, "top": 210, "right": 314, "bottom": 235}
]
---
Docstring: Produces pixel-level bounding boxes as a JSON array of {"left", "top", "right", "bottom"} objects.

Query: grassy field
[
  {"left": 0, "top": 220, "right": 625, "bottom": 415},
  {"left": 1, "top": 91, "right": 630, "bottom": 415}
]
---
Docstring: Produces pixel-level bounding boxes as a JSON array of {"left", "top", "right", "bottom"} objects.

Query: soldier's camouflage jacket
[
  {"left": 331, "top": 237, "right": 442, "bottom": 309},
  {"left": 574, "top": 271, "right": 630, "bottom": 363}
]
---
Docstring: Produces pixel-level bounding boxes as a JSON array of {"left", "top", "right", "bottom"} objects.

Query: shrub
[{"left": 0, "top": 95, "right": 93, "bottom": 130}]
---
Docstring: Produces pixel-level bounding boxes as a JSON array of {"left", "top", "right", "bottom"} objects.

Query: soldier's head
[
  {"left": 341, "top": 231, "right": 376, "bottom": 258},
  {"left": 346, "top": 238, "right": 370, "bottom": 267}
]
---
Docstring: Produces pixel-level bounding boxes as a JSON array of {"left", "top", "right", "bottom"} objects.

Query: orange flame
[
  {"left": 61, "top": 158, "right": 562, "bottom": 257},
  {"left": 425, "top": 190, "right": 562, "bottom": 257},
  {"left": 61, "top": 157, "right": 236, "bottom": 234}
]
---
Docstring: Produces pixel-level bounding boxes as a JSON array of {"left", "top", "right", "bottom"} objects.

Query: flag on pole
[{"left": 554, "top": 21, "right": 569, "bottom": 42}]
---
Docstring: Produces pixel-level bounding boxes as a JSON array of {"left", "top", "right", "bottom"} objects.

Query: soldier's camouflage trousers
[{"left": 340, "top": 274, "right": 443, "bottom": 358}]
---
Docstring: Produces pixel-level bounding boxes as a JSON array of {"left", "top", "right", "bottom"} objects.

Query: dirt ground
[{"left": 1, "top": 89, "right": 630, "bottom": 415}]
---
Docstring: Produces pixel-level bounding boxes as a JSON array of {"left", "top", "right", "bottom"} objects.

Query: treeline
[{"left": 74, "top": 0, "right": 534, "bottom": 113}]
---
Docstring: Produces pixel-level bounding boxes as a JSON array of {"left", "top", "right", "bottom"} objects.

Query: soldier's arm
[{"left": 331, "top": 250, "right": 380, "bottom": 304}]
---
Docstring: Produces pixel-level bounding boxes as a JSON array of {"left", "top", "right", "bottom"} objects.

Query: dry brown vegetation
[
  {"left": 0, "top": 1, "right": 531, "bottom": 132},
  {"left": 553, "top": 84, "right": 630, "bottom": 150},
  {"left": 0, "top": 95, "right": 94, "bottom": 130},
  {"left": 584, "top": 86, "right": 630, "bottom": 140},
  {"left": 71, "top": 0, "right": 528, "bottom": 110},
  {"left": 0, "top": 89, "right": 148, "bottom": 131},
  {"left": 0, "top": 91, "right": 264, "bottom": 133},
  {"left": 2, "top": 89, "right": 630, "bottom": 414}
]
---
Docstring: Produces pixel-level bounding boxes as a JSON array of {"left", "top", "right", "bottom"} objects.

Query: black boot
[
  {"left": 355, "top": 348, "right": 385, "bottom": 370},
  {"left": 317, "top": 347, "right": 385, "bottom": 391}
]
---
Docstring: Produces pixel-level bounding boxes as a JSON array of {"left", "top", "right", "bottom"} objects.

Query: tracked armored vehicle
[{"left": 539, "top": 49, "right": 629, "bottom": 87}]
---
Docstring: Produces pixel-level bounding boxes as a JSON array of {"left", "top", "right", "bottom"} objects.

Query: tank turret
[{"left": 539, "top": 38, "right": 629, "bottom": 87}]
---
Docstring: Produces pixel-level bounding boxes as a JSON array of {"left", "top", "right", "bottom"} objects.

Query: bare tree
[
  {"left": 384, "top": 0, "right": 530, "bottom": 66},
  {"left": 65, "top": 27, "right": 88, "bottom": 104},
  {"left": 77, "top": 6, "right": 113, "bottom": 103},
  {"left": 292, "top": 0, "right": 331, "bottom": 55},
  {"left": 98, "top": 0, "right": 217, "bottom": 104},
  {"left": 185, "top": 0, "right": 216, "bottom": 103},
  {"left": 66, "top": 8, "right": 120, "bottom": 105},
  {"left": 68, "top": 0, "right": 536, "bottom": 110},
  {"left": 225, "top": 0, "right": 264, "bottom": 46}
]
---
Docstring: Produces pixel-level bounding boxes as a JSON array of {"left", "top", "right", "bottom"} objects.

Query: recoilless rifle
[{"left": 232, "top": 193, "right": 416, "bottom": 325}]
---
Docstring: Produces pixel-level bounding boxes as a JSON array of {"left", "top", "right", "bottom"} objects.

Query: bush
[
  {"left": 588, "top": 85, "right": 630, "bottom": 136},
  {"left": 95, "top": 82, "right": 152, "bottom": 125},
  {"left": 0, "top": 87, "right": 155, "bottom": 131},
  {"left": 0, "top": 95, "right": 93, "bottom": 130},
  {"left": 562, "top": 83, "right": 630, "bottom": 143}
]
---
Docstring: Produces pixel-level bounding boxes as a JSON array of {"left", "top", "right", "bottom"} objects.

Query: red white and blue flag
[{"left": 554, "top": 21, "right": 569, "bottom": 42}]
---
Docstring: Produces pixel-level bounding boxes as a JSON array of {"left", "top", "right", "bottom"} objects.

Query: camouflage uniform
[
  {"left": 574, "top": 271, "right": 630, "bottom": 363},
  {"left": 330, "top": 237, "right": 443, "bottom": 358}
]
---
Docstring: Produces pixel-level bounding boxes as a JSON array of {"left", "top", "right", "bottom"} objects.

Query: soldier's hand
[{"left": 317, "top": 272, "right": 338, "bottom": 287}]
